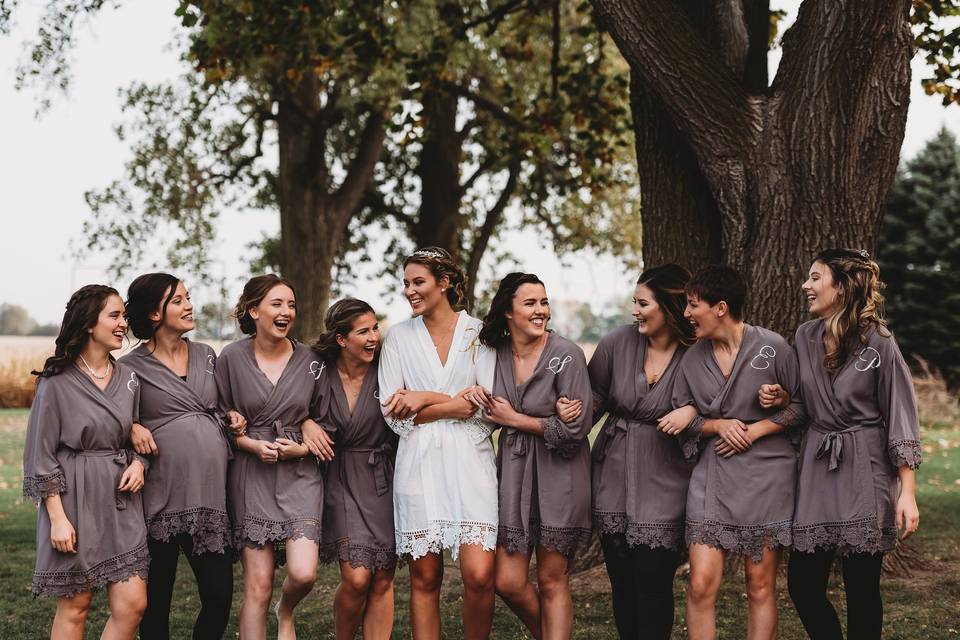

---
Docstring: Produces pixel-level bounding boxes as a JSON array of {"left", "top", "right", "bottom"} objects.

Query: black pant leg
[
  {"left": 601, "top": 534, "right": 640, "bottom": 639},
  {"left": 182, "top": 536, "right": 234, "bottom": 640},
  {"left": 631, "top": 544, "right": 681, "bottom": 640},
  {"left": 140, "top": 537, "right": 181, "bottom": 640},
  {"left": 788, "top": 549, "right": 843, "bottom": 640},
  {"left": 841, "top": 552, "right": 884, "bottom": 640}
]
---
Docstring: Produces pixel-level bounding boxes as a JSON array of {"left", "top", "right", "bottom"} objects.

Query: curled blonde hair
[{"left": 814, "top": 249, "right": 887, "bottom": 372}]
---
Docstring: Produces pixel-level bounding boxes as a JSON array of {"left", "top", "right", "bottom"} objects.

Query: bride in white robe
[{"left": 378, "top": 247, "right": 498, "bottom": 639}]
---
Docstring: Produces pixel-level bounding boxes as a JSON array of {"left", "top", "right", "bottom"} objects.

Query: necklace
[
  {"left": 430, "top": 316, "right": 458, "bottom": 351},
  {"left": 79, "top": 354, "right": 112, "bottom": 380},
  {"left": 336, "top": 365, "right": 365, "bottom": 398},
  {"left": 512, "top": 333, "right": 547, "bottom": 363}
]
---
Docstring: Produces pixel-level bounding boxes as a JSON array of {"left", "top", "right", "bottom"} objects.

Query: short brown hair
[{"left": 686, "top": 265, "right": 747, "bottom": 321}]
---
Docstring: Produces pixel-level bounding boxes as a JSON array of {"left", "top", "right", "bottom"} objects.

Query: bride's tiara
[{"left": 411, "top": 249, "right": 447, "bottom": 260}]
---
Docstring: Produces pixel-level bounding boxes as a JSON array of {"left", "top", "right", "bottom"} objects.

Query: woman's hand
[
  {"left": 226, "top": 410, "right": 247, "bottom": 436},
  {"left": 896, "top": 492, "right": 920, "bottom": 540},
  {"left": 252, "top": 440, "right": 280, "bottom": 464},
  {"left": 118, "top": 459, "right": 145, "bottom": 493},
  {"left": 713, "top": 419, "right": 751, "bottom": 454},
  {"left": 555, "top": 397, "right": 582, "bottom": 424},
  {"left": 301, "top": 419, "right": 335, "bottom": 460},
  {"left": 657, "top": 405, "right": 697, "bottom": 435},
  {"left": 130, "top": 423, "right": 158, "bottom": 455},
  {"left": 444, "top": 389, "right": 479, "bottom": 421},
  {"left": 482, "top": 396, "right": 524, "bottom": 427},
  {"left": 462, "top": 385, "right": 494, "bottom": 413},
  {"left": 49, "top": 515, "right": 77, "bottom": 554},
  {"left": 382, "top": 389, "right": 433, "bottom": 420},
  {"left": 758, "top": 384, "right": 790, "bottom": 409},
  {"left": 274, "top": 438, "right": 309, "bottom": 461}
]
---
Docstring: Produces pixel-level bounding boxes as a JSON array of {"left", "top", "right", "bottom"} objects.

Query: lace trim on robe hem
[
  {"left": 234, "top": 516, "right": 322, "bottom": 549},
  {"left": 497, "top": 523, "right": 593, "bottom": 558},
  {"left": 147, "top": 507, "right": 232, "bottom": 554},
  {"left": 680, "top": 415, "right": 705, "bottom": 460},
  {"left": 685, "top": 519, "right": 792, "bottom": 562},
  {"left": 888, "top": 439, "right": 922, "bottom": 470},
  {"left": 593, "top": 511, "right": 685, "bottom": 550},
  {"left": 31, "top": 543, "right": 150, "bottom": 598},
  {"left": 395, "top": 520, "right": 498, "bottom": 561},
  {"left": 541, "top": 418, "right": 580, "bottom": 458},
  {"left": 320, "top": 539, "right": 398, "bottom": 571},
  {"left": 23, "top": 471, "right": 67, "bottom": 503},
  {"left": 792, "top": 517, "right": 897, "bottom": 555}
]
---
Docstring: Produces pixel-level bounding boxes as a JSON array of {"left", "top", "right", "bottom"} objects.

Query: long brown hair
[
  {"left": 814, "top": 249, "right": 887, "bottom": 372},
  {"left": 403, "top": 247, "right": 469, "bottom": 311},
  {"left": 33, "top": 284, "right": 121, "bottom": 379},
  {"left": 479, "top": 272, "right": 545, "bottom": 348},
  {"left": 637, "top": 264, "right": 696, "bottom": 347},
  {"left": 233, "top": 274, "right": 297, "bottom": 335},
  {"left": 312, "top": 298, "right": 377, "bottom": 363}
]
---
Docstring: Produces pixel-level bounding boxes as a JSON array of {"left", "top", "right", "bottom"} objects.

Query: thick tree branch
[
  {"left": 742, "top": 0, "right": 770, "bottom": 90},
  {"left": 462, "top": 0, "right": 528, "bottom": 34},
  {"left": 438, "top": 79, "right": 530, "bottom": 131},
  {"left": 466, "top": 156, "right": 521, "bottom": 289},
  {"left": 332, "top": 109, "right": 387, "bottom": 219},
  {"left": 715, "top": 0, "right": 749, "bottom": 78},
  {"left": 460, "top": 152, "right": 499, "bottom": 194},
  {"left": 590, "top": 0, "right": 757, "bottom": 157},
  {"left": 362, "top": 186, "right": 416, "bottom": 232}
]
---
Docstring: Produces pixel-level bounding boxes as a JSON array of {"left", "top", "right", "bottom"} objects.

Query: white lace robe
[{"left": 378, "top": 311, "right": 498, "bottom": 559}]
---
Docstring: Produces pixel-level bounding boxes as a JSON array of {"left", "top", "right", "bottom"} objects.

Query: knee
[
  {"left": 369, "top": 572, "right": 393, "bottom": 597},
  {"left": 245, "top": 571, "right": 275, "bottom": 604},
  {"left": 461, "top": 564, "right": 494, "bottom": 595},
  {"left": 113, "top": 591, "right": 148, "bottom": 624},
  {"left": 687, "top": 573, "right": 720, "bottom": 605},
  {"left": 746, "top": 572, "right": 775, "bottom": 605},
  {"left": 536, "top": 569, "right": 569, "bottom": 600},
  {"left": 286, "top": 565, "right": 317, "bottom": 592},
  {"left": 494, "top": 573, "right": 525, "bottom": 601},
  {"left": 341, "top": 572, "right": 373, "bottom": 597},
  {"left": 410, "top": 568, "right": 443, "bottom": 594},
  {"left": 59, "top": 595, "right": 93, "bottom": 626}
]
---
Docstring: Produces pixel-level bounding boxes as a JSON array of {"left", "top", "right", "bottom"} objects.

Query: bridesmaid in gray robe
[
  {"left": 787, "top": 249, "right": 921, "bottom": 640},
  {"left": 673, "top": 265, "right": 804, "bottom": 640},
  {"left": 588, "top": 263, "right": 697, "bottom": 640},
  {"left": 216, "top": 274, "right": 330, "bottom": 640},
  {"left": 306, "top": 298, "right": 398, "bottom": 639},
  {"left": 24, "top": 285, "right": 149, "bottom": 638},
  {"left": 476, "top": 273, "right": 592, "bottom": 640}
]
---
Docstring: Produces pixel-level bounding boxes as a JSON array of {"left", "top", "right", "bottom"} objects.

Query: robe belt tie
[
  {"left": 811, "top": 423, "right": 867, "bottom": 471},
  {"left": 591, "top": 416, "right": 629, "bottom": 462},
  {"left": 77, "top": 449, "right": 135, "bottom": 510},
  {"left": 505, "top": 427, "right": 529, "bottom": 458}
]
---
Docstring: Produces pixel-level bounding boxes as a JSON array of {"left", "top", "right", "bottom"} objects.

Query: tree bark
[
  {"left": 591, "top": 0, "right": 912, "bottom": 337},
  {"left": 277, "top": 74, "right": 386, "bottom": 339}
]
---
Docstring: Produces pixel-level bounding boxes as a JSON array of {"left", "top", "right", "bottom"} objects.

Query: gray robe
[
  {"left": 673, "top": 324, "right": 804, "bottom": 560},
  {"left": 23, "top": 362, "right": 150, "bottom": 597},
  {"left": 792, "top": 320, "right": 922, "bottom": 554},
  {"left": 215, "top": 338, "right": 327, "bottom": 548},
  {"left": 320, "top": 357, "right": 399, "bottom": 571},
  {"left": 492, "top": 332, "right": 593, "bottom": 557},
  {"left": 589, "top": 326, "right": 693, "bottom": 550},
  {"left": 119, "top": 340, "right": 232, "bottom": 554}
]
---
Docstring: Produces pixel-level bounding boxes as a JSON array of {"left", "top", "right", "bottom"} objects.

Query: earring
[{"left": 442, "top": 288, "right": 447, "bottom": 293}]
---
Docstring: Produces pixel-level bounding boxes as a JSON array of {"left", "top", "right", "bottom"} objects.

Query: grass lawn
[{"left": 0, "top": 408, "right": 957, "bottom": 638}]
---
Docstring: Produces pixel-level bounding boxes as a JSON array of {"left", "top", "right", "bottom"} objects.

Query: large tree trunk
[
  {"left": 277, "top": 74, "right": 386, "bottom": 339},
  {"left": 414, "top": 88, "right": 464, "bottom": 254},
  {"left": 592, "top": 0, "right": 912, "bottom": 338}
]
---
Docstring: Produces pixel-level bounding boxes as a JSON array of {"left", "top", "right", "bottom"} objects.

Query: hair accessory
[
  {"left": 412, "top": 249, "right": 446, "bottom": 260},
  {"left": 857, "top": 249, "right": 870, "bottom": 259}
]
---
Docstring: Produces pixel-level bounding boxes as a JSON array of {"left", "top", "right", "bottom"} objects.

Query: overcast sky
[{"left": 1, "top": 1, "right": 957, "bottom": 326}]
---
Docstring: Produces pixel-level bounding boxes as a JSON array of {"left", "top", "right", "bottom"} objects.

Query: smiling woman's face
[
  {"left": 403, "top": 263, "right": 448, "bottom": 317},
  {"left": 249, "top": 284, "right": 296, "bottom": 338},
  {"left": 506, "top": 282, "right": 549, "bottom": 341}
]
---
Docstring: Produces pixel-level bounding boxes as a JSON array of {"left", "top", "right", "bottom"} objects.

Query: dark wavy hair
[
  {"left": 403, "top": 247, "right": 469, "bottom": 312},
  {"left": 233, "top": 274, "right": 297, "bottom": 335},
  {"left": 479, "top": 272, "right": 545, "bottom": 348},
  {"left": 813, "top": 248, "right": 887, "bottom": 372},
  {"left": 312, "top": 298, "right": 378, "bottom": 363},
  {"left": 125, "top": 273, "right": 180, "bottom": 341},
  {"left": 685, "top": 265, "right": 747, "bottom": 321},
  {"left": 637, "top": 264, "right": 696, "bottom": 346},
  {"left": 33, "top": 284, "right": 121, "bottom": 379}
]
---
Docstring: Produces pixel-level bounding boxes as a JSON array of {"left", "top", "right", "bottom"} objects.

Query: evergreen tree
[{"left": 878, "top": 128, "right": 960, "bottom": 387}]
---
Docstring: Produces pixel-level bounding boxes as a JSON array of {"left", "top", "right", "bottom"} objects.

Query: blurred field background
[{"left": 0, "top": 340, "right": 957, "bottom": 638}]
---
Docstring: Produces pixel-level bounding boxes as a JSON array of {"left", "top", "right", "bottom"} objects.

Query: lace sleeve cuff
[
  {"left": 888, "top": 439, "right": 922, "bottom": 469},
  {"left": 388, "top": 416, "right": 417, "bottom": 438},
  {"left": 770, "top": 405, "right": 806, "bottom": 431},
  {"left": 542, "top": 418, "right": 578, "bottom": 458},
  {"left": 464, "top": 415, "right": 494, "bottom": 444},
  {"left": 679, "top": 415, "right": 705, "bottom": 460},
  {"left": 23, "top": 470, "right": 67, "bottom": 503}
]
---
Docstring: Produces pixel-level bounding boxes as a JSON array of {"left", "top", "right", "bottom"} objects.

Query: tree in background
[
  {"left": 878, "top": 128, "right": 960, "bottom": 387},
  {"left": 589, "top": 0, "right": 960, "bottom": 336},
  {"left": 0, "top": 303, "right": 58, "bottom": 336},
  {"left": 3, "top": 0, "right": 637, "bottom": 336}
]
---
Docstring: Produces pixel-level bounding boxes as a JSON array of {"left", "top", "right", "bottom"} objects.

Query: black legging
[
  {"left": 140, "top": 534, "right": 234, "bottom": 640},
  {"left": 600, "top": 534, "right": 681, "bottom": 640},
  {"left": 788, "top": 549, "right": 884, "bottom": 640}
]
